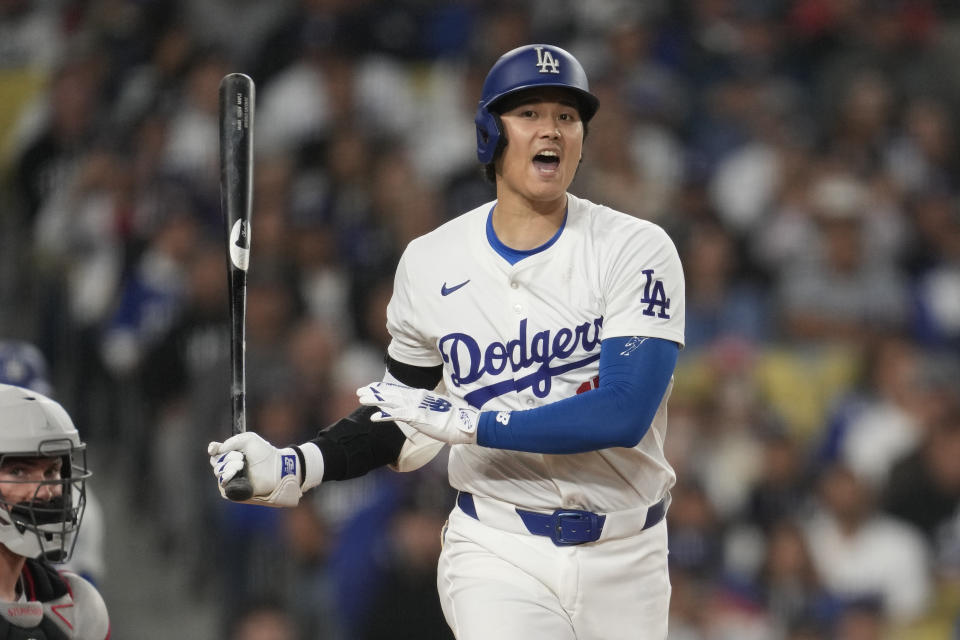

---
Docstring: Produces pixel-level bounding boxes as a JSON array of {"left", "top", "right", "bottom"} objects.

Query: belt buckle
[{"left": 550, "top": 509, "right": 602, "bottom": 546}]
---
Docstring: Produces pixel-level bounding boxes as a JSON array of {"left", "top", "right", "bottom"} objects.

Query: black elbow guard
[{"left": 309, "top": 406, "right": 406, "bottom": 481}]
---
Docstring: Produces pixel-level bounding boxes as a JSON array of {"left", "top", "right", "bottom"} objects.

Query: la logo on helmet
[{"left": 534, "top": 47, "right": 560, "bottom": 74}]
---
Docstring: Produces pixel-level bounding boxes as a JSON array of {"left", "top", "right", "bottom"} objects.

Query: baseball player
[
  {"left": 210, "top": 43, "right": 685, "bottom": 639},
  {"left": 0, "top": 339, "right": 107, "bottom": 586},
  {"left": 0, "top": 383, "right": 110, "bottom": 638}
]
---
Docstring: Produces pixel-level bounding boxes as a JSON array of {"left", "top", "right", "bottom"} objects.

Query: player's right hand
[
  {"left": 356, "top": 382, "right": 479, "bottom": 445},
  {"left": 207, "top": 433, "right": 304, "bottom": 507}
]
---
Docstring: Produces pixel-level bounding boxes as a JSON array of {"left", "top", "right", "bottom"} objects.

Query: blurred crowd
[{"left": 1, "top": 0, "right": 960, "bottom": 638}]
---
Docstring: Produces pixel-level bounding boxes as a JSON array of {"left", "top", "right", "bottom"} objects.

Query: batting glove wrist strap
[
  {"left": 298, "top": 441, "right": 325, "bottom": 491},
  {"left": 356, "top": 382, "right": 479, "bottom": 445}
]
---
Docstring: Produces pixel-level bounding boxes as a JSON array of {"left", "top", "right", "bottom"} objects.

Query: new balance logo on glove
[{"left": 420, "top": 395, "right": 452, "bottom": 412}]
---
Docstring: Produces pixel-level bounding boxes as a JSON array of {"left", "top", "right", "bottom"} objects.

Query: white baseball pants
[{"left": 437, "top": 505, "right": 671, "bottom": 639}]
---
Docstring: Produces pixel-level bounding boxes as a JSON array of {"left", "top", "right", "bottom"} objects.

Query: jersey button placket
[
  {"left": 508, "top": 277, "right": 532, "bottom": 407},
  {"left": 509, "top": 278, "right": 523, "bottom": 314}
]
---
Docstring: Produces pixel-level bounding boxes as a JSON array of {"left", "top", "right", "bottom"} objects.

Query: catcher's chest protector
[{"left": 0, "top": 558, "right": 72, "bottom": 639}]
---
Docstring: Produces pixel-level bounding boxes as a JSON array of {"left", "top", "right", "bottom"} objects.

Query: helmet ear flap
[{"left": 475, "top": 108, "right": 506, "bottom": 164}]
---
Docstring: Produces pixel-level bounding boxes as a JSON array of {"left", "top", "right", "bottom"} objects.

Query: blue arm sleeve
[{"left": 476, "top": 336, "right": 679, "bottom": 454}]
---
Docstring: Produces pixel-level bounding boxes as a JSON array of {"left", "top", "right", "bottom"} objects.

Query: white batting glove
[
  {"left": 356, "top": 382, "right": 479, "bottom": 445},
  {"left": 208, "top": 432, "right": 303, "bottom": 507}
]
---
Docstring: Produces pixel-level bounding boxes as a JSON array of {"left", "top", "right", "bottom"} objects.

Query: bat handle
[{"left": 224, "top": 470, "right": 254, "bottom": 501}]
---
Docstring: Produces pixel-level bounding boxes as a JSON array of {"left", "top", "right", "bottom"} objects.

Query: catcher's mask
[{"left": 0, "top": 384, "right": 89, "bottom": 562}]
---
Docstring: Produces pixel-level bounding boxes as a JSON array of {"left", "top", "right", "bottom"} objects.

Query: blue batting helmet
[
  {"left": 0, "top": 341, "right": 52, "bottom": 396},
  {"left": 475, "top": 44, "right": 600, "bottom": 164}
]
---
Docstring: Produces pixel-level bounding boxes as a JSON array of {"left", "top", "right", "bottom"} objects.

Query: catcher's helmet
[
  {"left": 0, "top": 384, "right": 88, "bottom": 562},
  {"left": 475, "top": 44, "right": 599, "bottom": 164}
]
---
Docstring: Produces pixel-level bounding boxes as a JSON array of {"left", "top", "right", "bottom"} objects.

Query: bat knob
[{"left": 224, "top": 474, "right": 254, "bottom": 501}]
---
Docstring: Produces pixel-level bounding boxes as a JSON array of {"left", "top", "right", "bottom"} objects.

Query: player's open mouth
[{"left": 532, "top": 150, "right": 560, "bottom": 174}]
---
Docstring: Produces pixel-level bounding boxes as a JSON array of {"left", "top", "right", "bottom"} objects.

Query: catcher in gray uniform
[{"left": 0, "top": 383, "right": 110, "bottom": 639}]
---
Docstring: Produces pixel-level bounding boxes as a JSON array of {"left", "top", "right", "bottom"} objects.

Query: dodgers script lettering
[{"left": 439, "top": 317, "right": 603, "bottom": 408}]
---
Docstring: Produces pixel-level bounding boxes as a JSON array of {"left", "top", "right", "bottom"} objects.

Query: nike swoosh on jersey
[{"left": 441, "top": 280, "right": 471, "bottom": 296}]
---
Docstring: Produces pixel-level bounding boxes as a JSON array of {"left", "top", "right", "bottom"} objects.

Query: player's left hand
[{"left": 356, "top": 382, "right": 479, "bottom": 445}]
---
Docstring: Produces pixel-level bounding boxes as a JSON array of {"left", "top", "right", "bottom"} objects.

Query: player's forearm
[
  {"left": 208, "top": 406, "right": 410, "bottom": 505},
  {"left": 476, "top": 336, "right": 679, "bottom": 454},
  {"left": 303, "top": 357, "right": 445, "bottom": 483},
  {"left": 305, "top": 405, "right": 407, "bottom": 482}
]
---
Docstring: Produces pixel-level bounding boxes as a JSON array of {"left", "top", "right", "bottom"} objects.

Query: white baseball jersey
[{"left": 386, "top": 193, "right": 685, "bottom": 513}]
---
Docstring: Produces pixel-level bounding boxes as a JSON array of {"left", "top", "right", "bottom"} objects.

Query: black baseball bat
[{"left": 219, "top": 73, "right": 255, "bottom": 501}]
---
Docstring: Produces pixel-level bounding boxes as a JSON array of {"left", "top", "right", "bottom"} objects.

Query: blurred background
[{"left": 1, "top": 0, "right": 959, "bottom": 638}]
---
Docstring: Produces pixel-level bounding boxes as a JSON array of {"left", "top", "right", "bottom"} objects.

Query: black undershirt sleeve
[
  {"left": 308, "top": 355, "right": 443, "bottom": 481},
  {"left": 385, "top": 356, "right": 444, "bottom": 389}
]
